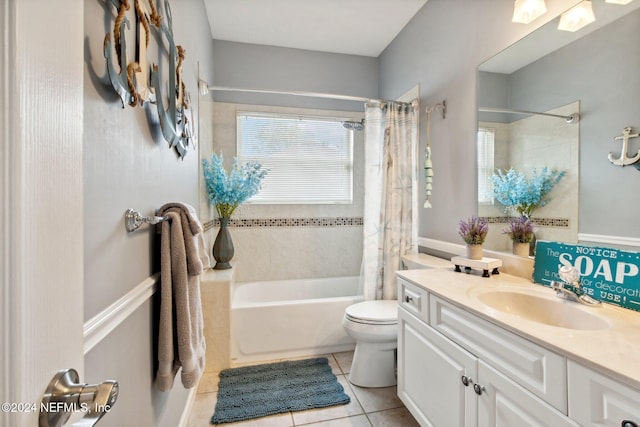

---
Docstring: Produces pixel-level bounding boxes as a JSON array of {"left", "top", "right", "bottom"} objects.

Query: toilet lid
[{"left": 345, "top": 300, "right": 398, "bottom": 324}]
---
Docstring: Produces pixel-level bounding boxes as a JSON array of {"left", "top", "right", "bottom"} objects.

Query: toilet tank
[{"left": 401, "top": 253, "right": 452, "bottom": 270}]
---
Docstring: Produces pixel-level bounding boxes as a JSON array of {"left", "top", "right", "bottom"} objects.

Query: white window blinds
[
  {"left": 237, "top": 112, "right": 354, "bottom": 204},
  {"left": 477, "top": 127, "right": 495, "bottom": 205}
]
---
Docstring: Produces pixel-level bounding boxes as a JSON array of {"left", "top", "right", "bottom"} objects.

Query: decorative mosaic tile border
[
  {"left": 481, "top": 216, "right": 569, "bottom": 228},
  {"left": 204, "top": 217, "right": 364, "bottom": 231}
]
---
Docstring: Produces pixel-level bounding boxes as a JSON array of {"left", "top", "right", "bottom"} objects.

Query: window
[
  {"left": 477, "top": 127, "right": 495, "bottom": 205},
  {"left": 237, "top": 112, "right": 353, "bottom": 204}
]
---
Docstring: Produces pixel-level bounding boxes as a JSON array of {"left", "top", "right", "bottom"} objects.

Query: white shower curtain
[{"left": 362, "top": 101, "right": 419, "bottom": 301}]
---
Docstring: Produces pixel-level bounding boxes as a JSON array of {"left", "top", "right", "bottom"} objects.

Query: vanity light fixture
[
  {"left": 605, "top": 0, "right": 633, "bottom": 4},
  {"left": 512, "top": 0, "right": 547, "bottom": 24},
  {"left": 558, "top": 0, "right": 596, "bottom": 32}
]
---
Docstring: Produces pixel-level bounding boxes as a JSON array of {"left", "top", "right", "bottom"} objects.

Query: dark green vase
[{"left": 212, "top": 217, "right": 234, "bottom": 270}]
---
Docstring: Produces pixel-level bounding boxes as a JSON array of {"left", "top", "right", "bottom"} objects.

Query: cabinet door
[
  {"left": 477, "top": 361, "right": 580, "bottom": 427},
  {"left": 398, "top": 308, "right": 477, "bottom": 427},
  {"left": 568, "top": 360, "right": 640, "bottom": 427}
]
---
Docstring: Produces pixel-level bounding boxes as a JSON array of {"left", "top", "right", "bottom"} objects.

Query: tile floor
[{"left": 187, "top": 351, "right": 420, "bottom": 427}]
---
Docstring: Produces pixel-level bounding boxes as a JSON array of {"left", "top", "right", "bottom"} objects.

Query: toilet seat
[{"left": 344, "top": 300, "right": 397, "bottom": 325}]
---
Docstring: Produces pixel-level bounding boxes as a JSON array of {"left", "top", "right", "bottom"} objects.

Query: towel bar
[{"left": 125, "top": 209, "right": 170, "bottom": 232}]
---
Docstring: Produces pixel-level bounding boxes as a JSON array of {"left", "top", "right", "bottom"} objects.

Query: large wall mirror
[{"left": 477, "top": 1, "right": 640, "bottom": 254}]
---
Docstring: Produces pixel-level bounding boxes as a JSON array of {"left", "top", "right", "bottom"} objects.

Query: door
[
  {"left": 1, "top": 1, "right": 85, "bottom": 425},
  {"left": 398, "top": 308, "right": 477, "bottom": 427}
]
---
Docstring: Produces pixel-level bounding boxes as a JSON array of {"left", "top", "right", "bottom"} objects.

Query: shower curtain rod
[
  {"left": 208, "top": 86, "right": 412, "bottom": 105},
  {"left": 478, "top": 107, "right": 580, "bottom": 123}
]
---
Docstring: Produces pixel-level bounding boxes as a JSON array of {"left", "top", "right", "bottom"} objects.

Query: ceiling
[{"left": 203, "top": 0, "right": 429, "bottom": 57}]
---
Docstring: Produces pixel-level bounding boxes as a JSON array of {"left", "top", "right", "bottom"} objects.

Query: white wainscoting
[
  {"left": 83, "top": 274, "right": 158, "bottom": 354},
  {"left": 84, "top": 273, "right": 197, "bottom": 427},
  {"left": 83, "top": 272, "right": 200, "bottom": 426},
  {"left": 417, "top": 237, "right": 465, "bottom": 255},
  {"left": 578, "top": 233, "right": 640, "bottom": 249}
]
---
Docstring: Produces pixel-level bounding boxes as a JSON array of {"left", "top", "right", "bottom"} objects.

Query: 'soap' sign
[{"left": 533, "top": 241, "right": 640, "bottom": 312}]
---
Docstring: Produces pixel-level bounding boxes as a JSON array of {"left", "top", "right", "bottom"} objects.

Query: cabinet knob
[
  {"left": 461, "top": 376, "right": 472, "bottom": 386},
  {"left": 405, "top": 295, "right": 413, "bottom": 303},
  {"left": 622, "top": 421, "right": 638, "bottom": 427},
  {"left": 473, "top": 383, "right": 485, "bottom": 395}
]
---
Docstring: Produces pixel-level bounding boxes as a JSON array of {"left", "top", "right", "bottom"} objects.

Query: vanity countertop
[{"left": 397, "top": 267, "right": 640, "bottom": 390}]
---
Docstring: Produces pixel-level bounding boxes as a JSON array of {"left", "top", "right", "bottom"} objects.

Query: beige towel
[{"left": 155, "top": 203, "right": 211, "bottom": 392}]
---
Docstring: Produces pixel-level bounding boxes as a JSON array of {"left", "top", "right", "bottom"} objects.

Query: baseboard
[
  {"left": 83, "top": 274, "right": 159, "bottom": 354},
  {"left": 178, "top": 387, "right": 199, "bottom": 427}
]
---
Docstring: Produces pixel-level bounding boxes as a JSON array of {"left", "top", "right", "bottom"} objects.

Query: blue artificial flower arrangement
[
  {"left": 202, "top": 153, "right": 267, "bottom": 219},
  {"left": 458, "top": 216, "right": 489, "bottom": 245},
  {"left": 490, "top": 167, "right": 565, "bottom": 217}
]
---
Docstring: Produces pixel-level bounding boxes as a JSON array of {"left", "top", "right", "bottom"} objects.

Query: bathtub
[{"left": 231, "top": 276, "right": 364, "bottom": 363}]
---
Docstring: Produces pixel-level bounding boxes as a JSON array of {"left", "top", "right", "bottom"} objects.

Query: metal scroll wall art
[{"left": 104, "top": 0, "right": 195, "bottom": 158}]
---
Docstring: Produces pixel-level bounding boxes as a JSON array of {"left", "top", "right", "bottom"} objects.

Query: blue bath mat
[{"left": 210, "top": 357, "right": 350, "bottom": 424}]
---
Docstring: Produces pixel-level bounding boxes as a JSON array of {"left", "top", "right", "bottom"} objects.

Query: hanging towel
[{"left": 155, "top": 203, "right": 211, "bottom": 392}]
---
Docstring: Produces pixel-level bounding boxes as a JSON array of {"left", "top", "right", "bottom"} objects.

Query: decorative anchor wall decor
[
  {"left": 608, "top": 127, "right": 640, "bottom": 169},
  {"left": 103, "top": 0, "right": 196, "bottom": 159}
]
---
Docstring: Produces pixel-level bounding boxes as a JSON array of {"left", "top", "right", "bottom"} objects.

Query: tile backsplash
[{"left": 204, "top": 216, "right": 364, "bottom": 230}]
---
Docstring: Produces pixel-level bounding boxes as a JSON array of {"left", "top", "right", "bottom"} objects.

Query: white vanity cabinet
[
  {"left": 398, "top": 307, "right": 477, "bottom": 427},
  {"left": 397, "top": 278, "right": 579, "bottom": 427},
  {"left": 568, "top": 361, "right": 640, "bottom": 427}
]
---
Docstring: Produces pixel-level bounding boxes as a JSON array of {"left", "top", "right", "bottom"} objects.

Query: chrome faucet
[{"left": 550, "top": 266, "right": 601, "bottom": 307}]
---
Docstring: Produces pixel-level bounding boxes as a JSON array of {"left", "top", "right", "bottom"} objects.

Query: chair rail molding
[
  {"left": 84, "top": 274, "right": 158, "bottom": 354},
  {"left": 417, "top": 237, "right": 466, "bottom": 255},
  {"left": 578, "top": 233, "right": 640, "bottom": 249}
]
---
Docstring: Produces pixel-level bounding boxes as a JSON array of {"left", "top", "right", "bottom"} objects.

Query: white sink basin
[{"left": 471, "top": 288, "right": 611, "bottom": 331}]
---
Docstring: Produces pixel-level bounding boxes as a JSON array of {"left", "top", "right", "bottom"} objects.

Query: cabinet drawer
[
  {"left": 398, "top": 278, "right": 428, "bottom": 322},
  {"left": 568, "top": 360, "right": 640, "bottom": 427},
  {"left": 430, "top": 295, "right": 567, "bottom": 412}
]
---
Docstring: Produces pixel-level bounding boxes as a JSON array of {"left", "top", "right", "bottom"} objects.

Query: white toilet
[{"left": 342, "top": 300, "right": 398, "bottom": 388}]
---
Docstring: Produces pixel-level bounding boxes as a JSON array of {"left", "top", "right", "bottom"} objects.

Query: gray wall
[
  {"left": 211, "top": 39, "right": 379, "bottom": 111},
  {"left": 378, "top": 0, "right": 582, "bottom": 244},
  {"left": 478, "top": 72, "right": 511, "bottom": 123},
  {"left": 83, "top": 1, "right": 214, "bottom": 425}
]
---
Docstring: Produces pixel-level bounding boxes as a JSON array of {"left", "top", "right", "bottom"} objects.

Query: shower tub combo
[{"left": 231, "top": 276, "right": 363, "bottom": 363}]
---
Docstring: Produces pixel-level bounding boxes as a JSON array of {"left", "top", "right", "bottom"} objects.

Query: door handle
[{"left": 39, "top": 368, "right": 118, "bottom": 427}]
